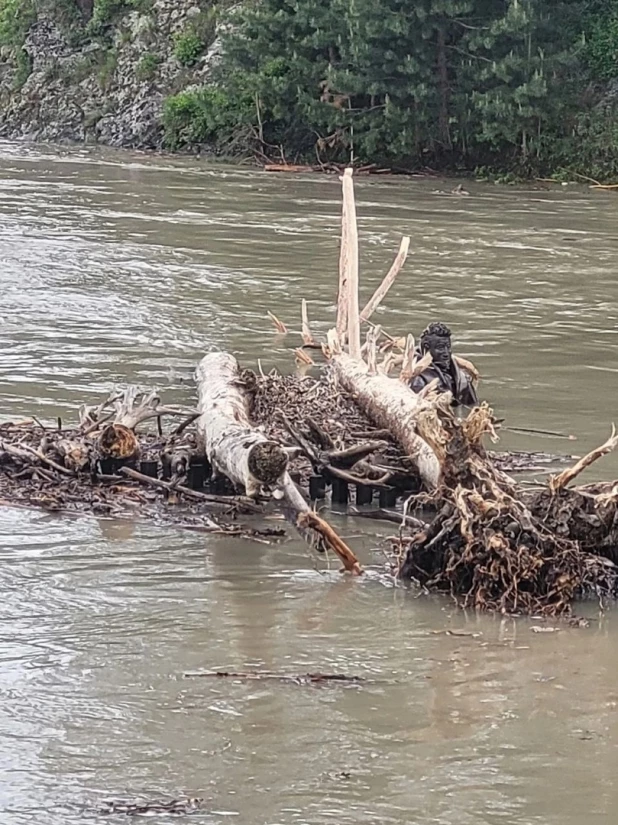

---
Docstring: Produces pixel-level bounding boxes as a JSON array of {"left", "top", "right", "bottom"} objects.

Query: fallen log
[
  {"left": 320, "top": 167, "right": 617, "bottom": 615},
  {"left": 196, "top": 352, "right": 362, "bottom": 574},
  {"left": 328, "top": 348, "right": 441, "bottom": 488},
  {"left": 326, "top": 169, "right": 441, "bottom": 489}
]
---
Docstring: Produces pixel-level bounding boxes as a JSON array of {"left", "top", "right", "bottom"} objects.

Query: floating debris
[
  {"left": 183, "top": 670, "right": 365, "bottom": 685},
  {"left": 99, "top": 797, "right": 203, "bottom": 816}
]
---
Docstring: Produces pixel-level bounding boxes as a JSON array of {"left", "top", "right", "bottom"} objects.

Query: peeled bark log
[
  {"left": 329, "top": 350, "right": 441, "bottom": 489},
  {"left": 196, "top": 352, "right": 362, "bottom": 574},
  {"left": 196, "top": 353, "right": 290, "bottom": 498}
]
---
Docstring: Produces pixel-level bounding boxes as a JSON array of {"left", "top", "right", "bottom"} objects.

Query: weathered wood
[
  {"left": 329, "top": 349, "right": 441, "bottom": 488},
  {"left": 301, "top": 299, "right": 317, "bottom": 346},
  {"left": 197, "top": 353, "right": 290, "bottom": 498},
  {"left": 549, "top": 426, "right": 618, "bottom": 493},
  {"left": 360, "top": 235, "right": 410, "bottom": 322},
  {"left": 55, "top": 438, "right": 90, "bottom": 472},
  {"left": 113, "top": 387, "right": 194, "bottom": 430},
  {"left": 328, "top": 167, "right": 441, "bottom": 490},
  {"left": 196, "top": 352, "right": 362, "bottom": 573},
  {"left": 341, "top": 168, "right": 361, "bottom": 358}
]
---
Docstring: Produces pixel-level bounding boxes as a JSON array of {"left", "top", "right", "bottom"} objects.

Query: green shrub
[
  {"left": 97, "top": 47, "right": 117, "bottom": 89},
  {"left": 136, "top": 51, "right": 159, "bottom": 80},
  {"left": 87, "top": 0, "right": 151, "bottom": 35},
  {"left": 13, "top": 46, "right": 31, "bottom": 88},
  {"left": 88, "top": 0, "right": 122, "bottom": 32},
  {"left": 0, "top": 0, "right": 35, "bottom": 47},
  {"left": 582, "top": 5, "right": 618, "bottom": 80},
  {"left": 173, "top": 28, "right": 203, "bottom": 66},
  {"left": 163, "top": 85, "right": 249, "bottom": 149}
]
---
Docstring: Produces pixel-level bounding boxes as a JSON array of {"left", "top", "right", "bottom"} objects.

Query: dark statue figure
[{"left": 410, "top": 322, "right": 478, "bottom": 407}]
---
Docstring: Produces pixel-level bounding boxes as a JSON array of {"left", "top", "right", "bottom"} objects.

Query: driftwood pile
[
  {"left": 1, "top": 169, "right": 617, "bottom": 618},
  {"left": 0, "top": 413, "right": 279, "bottom": 541},
  {"left": 257, "top": 168, "right": 618, "bottom": 617}
]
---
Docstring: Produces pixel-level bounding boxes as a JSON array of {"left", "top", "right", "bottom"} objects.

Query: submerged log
[{"left": 196, "top": 352, "right": 362, "bottom": 574}]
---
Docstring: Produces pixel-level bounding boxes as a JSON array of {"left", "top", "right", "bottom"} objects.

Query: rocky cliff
[{"left": 0, "top": 0, "right": 219, "bottom": 148}]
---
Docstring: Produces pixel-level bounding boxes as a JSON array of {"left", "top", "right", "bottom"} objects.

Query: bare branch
[
  {"left": 361, "top": 235, "right": 410, "bottom": 322},
  {"left": 549, "top": 426, "right": 618, "bottom": 493}
]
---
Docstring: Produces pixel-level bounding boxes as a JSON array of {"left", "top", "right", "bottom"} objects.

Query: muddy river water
[{"left": 0, "top": 141, "right": 617, "bottom": 824}]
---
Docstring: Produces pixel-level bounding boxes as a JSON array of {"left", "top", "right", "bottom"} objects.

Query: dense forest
[
  {"left": 3, "top": 0, "right": 618, "bottom": 177},
  {"left": 164, "top": 0, "right": 618, "bottom": 177}
]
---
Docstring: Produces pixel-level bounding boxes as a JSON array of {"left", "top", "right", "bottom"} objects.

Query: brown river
[{"left": 0, "top": 141, "right": 617, "bottom": 824}]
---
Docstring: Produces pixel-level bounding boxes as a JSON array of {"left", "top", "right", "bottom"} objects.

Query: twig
[
  {"left": 278, "top": 413, "right": 319, "bottom": 463},
  {"left": 327, "top": 464, "right": 392, "bottom": 487},
  {"left": 399, "top": 334, "right": 415, "bottom": 383},
  {"left": 565, "top": 169, "right": 602, "bottom": 186},
  {"left": 119, "top": 467, "right": 263, "bottom": 513},
  {"left": 267, "top": 311, "right": 288, "bottom": 334},
  {"left": 294, "top": 348, "right": 314, "bottom": 366},
  {"left": 297, "top": 510, "right": 363, "bottom": 574},
  {"left": 350, "top": 429, "right": 392, "bottom": 440},
  {"left": 349, "top": 507, "right": 425, "bottom": 529},
  {"left": 365, "top": 324, "right": 380, "bottom": 374},
  {"left": 2, "top": 442, "right": 76, "bottom": 477},
  {"left": 360, "top": 235, "right": 410, "bottom": 322},
  {"left": 82, "top": 411, "right": 114, "bottom": 436},
  {"left": 301, "top": 299, "right": 317, "bottom": 346},
  {"left": 183, "top": 670, "right": 364, "bottom": 683},
  {"left": 504, "top": 425, "right": 576, "bottom": 441},
  {"left": 305, "top": 417, "right": 335, "bottom": 450},
  {"left": 327, "top": 441, "right": 388, "bottom": 466},
  {"left": 172, "top": 413, "right": 201, "bottom": 437}
]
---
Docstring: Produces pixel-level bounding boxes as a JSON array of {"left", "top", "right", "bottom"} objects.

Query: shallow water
[{"left": 0, "top": 142, "right": 617, "bottom": 824}]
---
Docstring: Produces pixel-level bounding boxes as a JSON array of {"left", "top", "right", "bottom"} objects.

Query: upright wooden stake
[
  {"left": 338, "top": 168, "right": 361, "bottom": 358},
  {"left": 300, "top": 299, "right": 316, "bottom": 346}
]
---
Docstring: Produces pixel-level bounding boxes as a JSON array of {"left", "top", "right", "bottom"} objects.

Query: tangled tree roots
[{"left": 397, "top": 403, "right": 618, "bottom": 616}]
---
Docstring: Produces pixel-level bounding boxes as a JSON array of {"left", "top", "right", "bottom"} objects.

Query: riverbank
[{"left": 2, "top": 2, "right": 618, "bottom": 182}]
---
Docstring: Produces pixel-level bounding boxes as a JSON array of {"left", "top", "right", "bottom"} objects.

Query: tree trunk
[
  {"left": 329, "top": 351, "right": 441, "bottom": 488},
  {"left": 436, "top": 25, "right": 452, "bottom": 151},
  {"left": 196, "top": 352, "right": 362, "bottom": 573},
  {"left": 196, "top": 353, "right": 290, "bottom": 497}
]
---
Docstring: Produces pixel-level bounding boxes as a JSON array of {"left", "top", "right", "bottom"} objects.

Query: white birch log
[
  {"left": 196, "top": 351, "right": 362, "bottom": 573},
  {"left": 329, "top": 349, "right": 441, "bottom": 489},
  {"left": 196, "top": 352, "right": 290, "bottom": 498}
]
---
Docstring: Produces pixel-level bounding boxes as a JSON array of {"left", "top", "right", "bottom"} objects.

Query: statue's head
[{"left": 420, "top": 322, "right": 452, "bottom": 370}]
